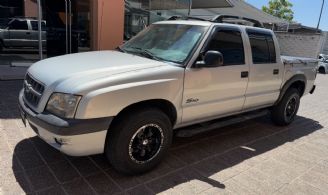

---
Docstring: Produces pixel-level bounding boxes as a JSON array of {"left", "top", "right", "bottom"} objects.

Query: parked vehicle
[
  {"left": 19, "top": 16, "right": 318, "bottom": 175},
  {"left": 318, "top": 55, "right": 328, "bottom": 74},
  {"left": 0, "top": 18, "right": 46, "bottom": 51},
  {"left": 318, "top": 54, "right": 328, "bottom": 61}
]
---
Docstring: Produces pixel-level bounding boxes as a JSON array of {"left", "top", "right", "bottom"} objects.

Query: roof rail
[
  {"left": 167, "top": 15, "right": 264, "bottom": 28},
  {"left": 211, "top": 15, "right": 264, "bottom": 28},
  {"left": 167, "top": 16, "right": 207, "bottom": 21}
]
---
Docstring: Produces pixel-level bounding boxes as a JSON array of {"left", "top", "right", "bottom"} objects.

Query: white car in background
[{"left": 318, "top": 54, "right": 328, "bottom": 74}]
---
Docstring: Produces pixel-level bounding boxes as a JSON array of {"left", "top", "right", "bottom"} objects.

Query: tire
[
  {"left": 105, "top": 108, "right": 172, "bottom": 175},
  {"left": 319, "top": 67, "right": 326, "bottom": 74},
  {"left": 271, "top": 88, "right": 300, "bottom": 126}
]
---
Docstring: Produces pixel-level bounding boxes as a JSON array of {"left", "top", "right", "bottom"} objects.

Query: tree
[{"left": 262, "top": 0, "right": 294, "bottom": 21}]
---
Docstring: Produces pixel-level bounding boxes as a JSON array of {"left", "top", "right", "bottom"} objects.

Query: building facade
[{"left": 1, "top": 0, "right": 208, "bottom": 66}]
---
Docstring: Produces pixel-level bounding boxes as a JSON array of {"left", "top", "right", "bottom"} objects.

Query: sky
[{"left": 245, "top": 0, "right": 328, "bottom": 31}]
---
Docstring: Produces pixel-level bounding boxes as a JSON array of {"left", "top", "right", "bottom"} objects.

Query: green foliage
[{"left": 262, "top": 0, "right": 294, "bottom": 21}]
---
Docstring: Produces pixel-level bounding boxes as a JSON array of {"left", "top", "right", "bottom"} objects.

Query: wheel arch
[
  {"left": 318, "top": 65, "right": 327, "bottom": 73},
  {"left": 275, "top": 74, "right": 306, "bottom": 105},
  {"left": 109, "top": 99, "right": 178, "bottom": 129}
]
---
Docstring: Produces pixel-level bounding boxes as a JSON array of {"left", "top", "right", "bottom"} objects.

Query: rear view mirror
[{"left": 195, "top": 50, "right": 223, "bottom": 68}]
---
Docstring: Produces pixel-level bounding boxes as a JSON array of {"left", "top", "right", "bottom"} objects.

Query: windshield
[{"left": 121, "top": 24, "right": 208, "bottom": 65}]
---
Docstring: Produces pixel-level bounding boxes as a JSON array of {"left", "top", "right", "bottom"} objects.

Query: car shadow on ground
[
  {"left": 11, "top": 114, "right": 323, "bottom": 194},
  {"left": 0, "top": 80, "right": 23, "bottom": 119}
]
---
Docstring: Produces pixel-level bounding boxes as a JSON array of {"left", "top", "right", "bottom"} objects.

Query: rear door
[
  {"left": 243, "top": 29, "right": 283, "bottom": 110},
  {"left": 30, "top": 20, "right": 46, "bottom": 48},
  {"left": 182, "top": 26, "right": 250, "bottom": 124}
]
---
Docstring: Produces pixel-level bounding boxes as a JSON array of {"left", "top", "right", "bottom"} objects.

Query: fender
[
  {"left": 75, "top": 77, "right": 184, "bottom": 120},
  {"left": 275, "top": 74, "right": 306, "bottom": 105}
]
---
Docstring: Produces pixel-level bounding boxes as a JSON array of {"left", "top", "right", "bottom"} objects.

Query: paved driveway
[{"left": 1, "top": 75, "right": 328, "bottom": 195}]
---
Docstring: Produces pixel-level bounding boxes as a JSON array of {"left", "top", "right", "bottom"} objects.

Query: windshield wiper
[
  {"left": 129, "top": 47, "right": 163, "bottom": 61},
  {"left": 116, "top": 46, "right": 125, "bottom": 53},
  {"left": 140, "top": 50, "right": 159, "bottom": 60}
]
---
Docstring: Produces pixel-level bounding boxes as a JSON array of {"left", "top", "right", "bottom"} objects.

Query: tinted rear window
[
  {"left": 247, "top": 30, "right": 276, "bottom": 64},
  {"left": 31, "top": 21, "right": 46, "bottom": 30}
]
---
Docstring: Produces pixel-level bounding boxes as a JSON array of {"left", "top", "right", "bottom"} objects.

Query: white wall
[
  {"left": 275, "top": 32, "right": 324, "bottom": 58},
  {"left": 320, "top": 31, "right": 328, "bottom": 55}
]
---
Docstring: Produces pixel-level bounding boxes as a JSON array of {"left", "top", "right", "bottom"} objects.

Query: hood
[{"left": 28, "top": 50, "right": 166, "bottom": 87}]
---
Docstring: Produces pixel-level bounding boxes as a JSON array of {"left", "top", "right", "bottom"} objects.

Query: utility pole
[{"left": 317, "top": 0, "right": 325, "bottom": 30}]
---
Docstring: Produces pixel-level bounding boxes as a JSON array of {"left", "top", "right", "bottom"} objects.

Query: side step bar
[{"left": 175, "top": 109, "right": 269, "bottom": 138}]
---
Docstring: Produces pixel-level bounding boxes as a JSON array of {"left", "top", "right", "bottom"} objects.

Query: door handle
[
  {"left": 26, "top": 32, "right": 31, "bottom": 35},
  {"left": 241, "top": 71, "right": 249, "bottom": 78},
  {"left": 273, "top": 69, "right": 279, "bottom": 75}
]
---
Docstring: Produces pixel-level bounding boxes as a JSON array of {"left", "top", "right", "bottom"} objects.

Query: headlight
[{"left": 46, "top": 93, "right": 81, "bottom": 118}]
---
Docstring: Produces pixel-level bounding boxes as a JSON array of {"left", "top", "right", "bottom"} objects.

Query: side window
[
  {"left": 31, "top": 21, "right": 46, "bottom": 31},
  {"left": 206, "top": 29, "right": 245, "bottom": 65},
  {"left": 9, "top": 20, "right": 28, "bottom": 30},
  {"left": 248, "top": 30, "right": 276, "bottom": 64},
  {"left": 267, "top": 37, "right": 276, "bottom": 63},
  {"left": 31, "top": 21, "right": 38, "bottom": 31}
]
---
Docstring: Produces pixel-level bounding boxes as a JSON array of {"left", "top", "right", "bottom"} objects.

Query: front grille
[{"left": 23, "top": 74, "right": 45, "bottom": 107}]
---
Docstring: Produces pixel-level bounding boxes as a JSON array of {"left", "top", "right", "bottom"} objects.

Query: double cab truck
[{"left": 19, "top": 16, "right": 318, "bottom": 175}]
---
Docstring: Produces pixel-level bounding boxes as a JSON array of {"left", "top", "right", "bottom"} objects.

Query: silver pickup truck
[{"left": 19, "top": 17, "right": 318, "bottom": 175}]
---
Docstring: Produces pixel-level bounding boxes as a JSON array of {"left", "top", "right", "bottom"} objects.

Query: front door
[
  {"left": 182, "top": 27, "right": 249, "bottom": 125},
  {"left": 30, "top": 20, "right": 46, "bottom": 48}
]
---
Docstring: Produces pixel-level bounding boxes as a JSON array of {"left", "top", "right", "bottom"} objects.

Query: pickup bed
[{"left": 19, "top": 17, "right": 318, "bottom": 175}]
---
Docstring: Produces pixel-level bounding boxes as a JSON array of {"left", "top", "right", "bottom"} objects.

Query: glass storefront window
[
  {"left": 41, "top": 0, "right": 91, "bottom": 57},
  {"left": 124, "top": 0, "right": 191, "bottom": 41},
  {"left": 0, "top": 0, "right": 92, "bottom": 68},
  {"left": 0, "top": 0, "right": 40, "bottom": 66}
]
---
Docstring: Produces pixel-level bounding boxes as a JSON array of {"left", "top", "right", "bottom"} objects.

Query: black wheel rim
[
  {"left": 129, "top": 124, "right": 164, "bottom": 164},
  {"left": 285, "top": 96, "right": 297, "bottom": 120}
]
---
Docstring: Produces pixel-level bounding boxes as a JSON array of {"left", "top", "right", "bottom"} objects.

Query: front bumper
[{"left": 18, "top": 90, "right": 113, "bottom": 156}]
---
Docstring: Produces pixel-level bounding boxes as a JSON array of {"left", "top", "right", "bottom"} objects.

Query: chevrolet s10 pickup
[{"left": 19, "top": 16, "right": 318, "bottom": 174}]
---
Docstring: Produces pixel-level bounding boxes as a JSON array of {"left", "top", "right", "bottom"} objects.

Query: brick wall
[{"left": 275, "top": 32, "right": 324, "bottom": 58}]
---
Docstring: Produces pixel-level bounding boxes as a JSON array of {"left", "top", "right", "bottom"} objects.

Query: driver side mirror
[{"left": 195, "top": 50, "right": 224, "bottom": 68}]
